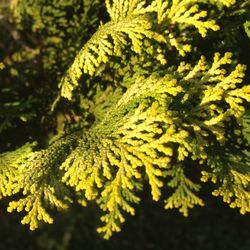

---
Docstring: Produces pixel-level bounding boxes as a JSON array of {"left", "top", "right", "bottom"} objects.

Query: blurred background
[{"left": 1, "top": 194, "right": 250, "bottom": 250}]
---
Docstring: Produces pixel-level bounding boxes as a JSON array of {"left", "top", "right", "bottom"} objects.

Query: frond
[
  {"left": 3, "top": 133, "right": 79, "bottom": 230},
  {"left": 164, "top": 165, "right": 204, "bottom": 216},
  {"left": 152, "top": 0, "right": 220, "bottom": 36},
  {"left": 97, "top": 166, "right": 141, "bottom": 239},
  {"left": 169, "top": 2, "right": 219, "bottom": 37},
  {"left": 59, "top": 14, "right": 164, "bottom": 100},
  {"left": 147, "top": 0, "right": 219, "bottom": 56},
  {"left": 1, "top": 51, "right": 249, "bottom": 238},
  {"left": 201, "top": 142, "right": 250, "bottom": 214},
  {"left": 178, "top": 53, "right": 248, "bottom": 143},
  {"left": 105, "top": 0, "right": 149, "bottom": 20},
  {"left": 59, "top": 0, "right": 223, "bottom": 100},
  {"left": 61, "top": 74, "right": 185, "bottom": 237},
  {"left": 0, "top": 143, "right": 36, "bottom": 199}
]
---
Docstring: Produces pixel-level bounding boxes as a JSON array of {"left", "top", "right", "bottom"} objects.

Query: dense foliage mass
[{"left": 0, "top": 0, "right": 250, "bottom": 240}]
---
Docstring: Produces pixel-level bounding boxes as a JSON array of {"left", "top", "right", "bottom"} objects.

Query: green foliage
[
  {"left": 9, "top": 0, "right": 103, "bottom": 75},
  {"left": 60, "top": 0, "right": 222, "bottom": 100},
  {"left": 164, "top": 165, "right": 204, "bottom": 216},
  {"left": 0, "top": 142, "right": 35, "bottom": 199},
  {"left": 0, "top": 90, "right": 36, "bottom": 133},
  {"left": 201, "top": 141, "right": 250, "bottom": 214},
  {"left": 198, "top": 0, "right": 236, "bottom": 7},
  {"left": 244, "top": 20, "right": 250, "bottom": 39},
  {"left": 0, "top": 132, "right": 79, "bottom": 230},
  {"left": 59, "top": 14, "right": 164, "bottom": 100},
  {"left": 0, "top": 0, "right": 250, "bottom": 241}
]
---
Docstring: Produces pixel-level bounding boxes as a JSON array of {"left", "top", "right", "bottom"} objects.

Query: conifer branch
[
  {"left": 59, "top": 14, "right": 164, "bottom": 100},
  {"left": 1, "top": 0, "right": 250, "bottom": 240},
  {"left": 164, "top": 165, "right": 204, "bottom": 216}
]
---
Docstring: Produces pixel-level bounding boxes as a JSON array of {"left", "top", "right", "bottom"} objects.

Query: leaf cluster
[{"left": 0, "top": 0, "right": 249, "bottom": 240}]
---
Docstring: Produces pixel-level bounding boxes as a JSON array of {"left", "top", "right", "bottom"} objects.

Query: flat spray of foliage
[{"left": 0, "top": 0, "right": 250, "bottom": 239}]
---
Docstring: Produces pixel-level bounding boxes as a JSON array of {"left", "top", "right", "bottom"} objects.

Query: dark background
[{"left": 1, "top": 194, "right": 250, "bottom": 250}]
